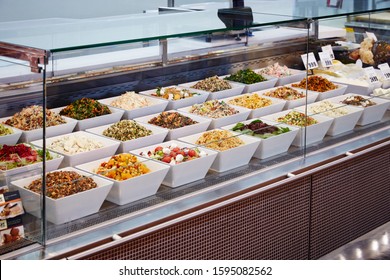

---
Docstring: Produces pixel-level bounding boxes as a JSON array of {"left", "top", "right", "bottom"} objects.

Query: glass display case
[{"left": 0, "top": 0, "right": 389, "bottom": 260}]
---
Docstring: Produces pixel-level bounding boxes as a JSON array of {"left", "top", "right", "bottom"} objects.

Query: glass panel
[{"left": 0, "top": 56, "right": 46, "bottom": 255}]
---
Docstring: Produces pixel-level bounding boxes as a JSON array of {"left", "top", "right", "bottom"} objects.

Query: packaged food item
[
  {"left": 189, "top": 100, "right": 239, "bottom": 118},
  {"left": 0, "top": 124, "right": 13, "bottom": 136},
  {"left": 25, "top": 171, "right": 98, "bottom": 199},
  {"left": 0, "top": 191, "right": 25, "bottom": 220},
  {"left": 228, "top": 94, "right": 272, "bottom": 109},
  {"left": 59, "top": 98, "right": 111, "bottom": 120},
  {"left": 195, "top": 130, "right": 244, "bottom": 151},
  {"left": 0, "top": 144, "right": 53, "bottom": 171},
  {"left": 152, "top": 87, "right": 199, "bottom": 100},
  {"left": 110, "top": 91, "right": 154, "bottom": 110},
  {"left": 224, "top": 69, "right": 267, "bottom": 84},
  {"left": 258, "top": 63, "right": 293, "bottom": 77},
  {"left": 0, "top": 216, "right": 24, "bottom": 246},
  {"left": 191, "top": 76, "right": 232, "bottom": 92},
  {"left": 103, "top": 120, "right": 152, "bottom": 141},
  {"left": 139, "top": 143, "right": 206, "bottom": 165},
  {"left": 292, "top": 76, "right": 338, "bottom": 92},
  {"left": 148, "top": 112, "right": 198, "bottom": 129},
  {"left": 276, "top": 111, "right": 318, "bottom": 126},
  {"left": 263, "top": 86, "right": 305, "bottom": 100},
  {"left": 308, "top": 100, "right": 349, "bottom": 118},
  {"left": 341, "top": 95, "right": 376, "bottom": 107},
  {"left": 231, "top": 119, "right": 291, "bottom": 139},
  {"left": 4, "top": 105, "right": 66, "bottom": 131},
  {"left": 95, "top": 154, "right": 149, "bottom": 180},
  {"left": 48, "top": 135, "right": 103, "bottom": 155}
]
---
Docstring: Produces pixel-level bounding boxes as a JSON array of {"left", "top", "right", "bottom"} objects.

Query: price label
[
  {"left": 321, "top": 45, "right": 335, "bottom": 60},
  {"left": 378, "top": 63, "right": 390, "bottom": 80},
  {"left": 364, "top": 66, "right": 380, "bottom": 83},
  {"left": 0, "top": 194, "right": 4, "bottom": 204},
  {"left": 319, "top": 52, "right": 333, "bottom": 68},
  {"left": 366, "top": 32, "right": 378, "bottom": 42},
  {"left": 301, "top": 52, "right": 318, "bottom": 70},
  {"left": 0, "top": 220, "right": 7, "bottom": 231}
]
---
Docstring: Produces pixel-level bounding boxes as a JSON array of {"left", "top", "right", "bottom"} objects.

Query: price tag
[
  {"left": 321, "top": 45, "right": 335, "bottom": 60},
  {"left": 0, "top": 220, "right": 7, "bottom": 231},
  {"left": 364, "top": 66, "right": 380, "bottom": 83},
  {"left": 319, "top": 52, "right": 333, "bottom": 68},
  {"left": 378, "top": 63, "right": 390, "bottom": 80},
  {"left": 301, "top": 53, "right": 318, "bottom": 70},
  {"left": 0, "top": 194, "right": 4, "bottom": 204},
  {"left": 366, "top": 32, "right": 378, "bottom": 42}
]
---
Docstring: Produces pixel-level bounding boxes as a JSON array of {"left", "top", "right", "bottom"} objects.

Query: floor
[{"left": 320, "top": 221, "right": 390, "bottom": 260}]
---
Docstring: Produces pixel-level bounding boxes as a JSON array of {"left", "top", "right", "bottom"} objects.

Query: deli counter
[{"left": 0, "top": 0, "right": 390, "bottom": 260}]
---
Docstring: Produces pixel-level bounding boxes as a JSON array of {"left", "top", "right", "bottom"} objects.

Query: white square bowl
[
  {"left": 0, "top": 146, "right": 63, "bottom": 180},
  {"left": 255, "top": 68, "right": 307, "bottom": 86},
  {"left": 370, "top": 90, "right": 390, "bottom": 110},
  {"left": 30, "top": 131, "right": 120, "bottom": 168},
  {"left": 98, "top": 95, "right": 168, "bottom": 119},
  {"left": 0, "top": 116, "right": 77, "bottom": 143},
  {"left": 329, "top": 78, "right": 382, "bottom": 95},
  {"left": 221, "top": 118, "right": 299, "bottom": 159},
  {"left": 0, "top": 125, "right": 22, "bottom": 145},
  {"left": 134, "top": 110, "right": 211, "bottom": 141},
  {"left": 10, "top": 167, "right": 113, "bottom": 225},
  {"left": 178, "top": 104, "right": 251, "bottom": 130},
  {"left": 295, "top": 102, "right": 363, "bottom": 136},
  {"left": 261, "top": 110, "right": 333, "bottom": 147},
  {"left": 130, "top": 140, "right": 218, "bottom": 188},
  {"left": 52, "top": 106, "right": 124, "bottom": 131},
  {"left": 75, "top": 155, "right": 170, "bottom": 205},
  {"left": 139, "top": 87, "right": 209, "bottom": 110},
  {"left": 327, "top": 94, "right": 390, "bottom": 126},
  {"left": 179, "top": 80, "right": 245, "bottom": 100},
  {"left": 178, "top": 130, "right": 260, "bottom": 173},
  {"left": 85, "top": 122, "right": 169, "bottom": 154},
  {"left": 306, "top": 83, "right": 348, "bottom": 101},
  {"left": 221, "top": 94, "right": 287, "bottom": 119},
  {"left": 221, "top": 75, "right": 278, "bottom": 94},
  {"left": 257, "top": 86, "right": 319, "bottom": 110}
]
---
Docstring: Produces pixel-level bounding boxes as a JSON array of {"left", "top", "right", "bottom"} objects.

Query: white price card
[
  {"left": 301, "top": 53, "right": 318, "bottom": 70},
  {"left": 319, "top": 52, "right": 333, "bottom": 68},
  {"left": 378, "top": 63, "right": 390, "bottom": 80},
  {"left": 366, "top": 32, "right": 378, "bottom": 42},
  {"left": 364, "top": 66, "right": 380, "bottom": 83},
  {"left": 321, "top": 45, "right": 335, "bottom": 60}
]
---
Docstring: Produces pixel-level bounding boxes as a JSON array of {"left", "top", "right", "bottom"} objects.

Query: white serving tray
[
  {"left": 328, "top": 94, "right": 390, "bottom": 126},
  {"left": 134, "top": 110, "right": 211, "bottom": 140},
  {"left": 221, "top": 118, "right": 299, "bottom": 159},
  {"left": 86, "top": 121, "right": 169, "bottom": 153},
  {"left": 30, "top": 131, "right": 120, "bottom": 167},
  {"left": 11, "top": 167, "right": 113, "bottom": 225},
  {"left": 220, "top": 94, "right": 286, "bottom": 119},
  {"left": 178, "top": 104, "right": 251, "bottom": 130},
  {"left": 131, "top": 140, "right": 218, "bottom": 188},
  {"left": 99, "top": 94, "right": 168, "bottom": 119},
  {"left": 139, "top": 87, "right": 209, "bottom": 110},
  {"left": 261, "top": 110, "right": 333, "bottom": 147},
  {"left": 295, "top": 102, "right": 363, "bottom": 136},
  {"left": 179, "top": 79, "right": 245, "bottom": 100},
  {"left": 52, "top": 106, "right": 124, "bottom": 131},
  {"left": 0, "top": 116, "right": 77, "bottom": 143},
  {"left": 76, "top": 155, "right": 170, "bottom": 205},
  {"left": 178, "top": 129, "right": 260, "bottom": 173},
  {"left": 0, "top": 124, "right": 23, "bottom": 145}
]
